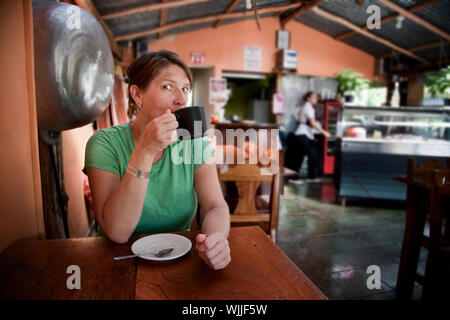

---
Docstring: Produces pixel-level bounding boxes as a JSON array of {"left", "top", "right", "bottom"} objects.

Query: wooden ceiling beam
[
  {"left": 213, "top": 0, "right": 240, "bottom": 28},
  {"left": 377, "top": 0, "right": 450, "bottom": 41},
  {"left": 158, "top": 0, "right": 169, "bottom": 39},
  {"left": 115, "top": 3, "right": 302, "bottom": 42},
  {"left": 312, "top": 7, "right": 430, "bottom": 64},
  {"left": 74, "top": 0, "right": 122, "bottom": 60},
  {"left": 378, "top": 40, "right": 450, "bottom": 59},
  {"left": 280, "top": 0, "right": 324, "bottom": 28},
  {"left": 336, "top": 0, "right": 442, "bottom": 41},
  {"left": 396, "top": 59, "right": 450, "bottom": 75},
  {"left": 274, "top": 0, "right": 302, "bottom": 18},
  {"left": 102, "top": 0, "right": 209, "bottom": 20}
]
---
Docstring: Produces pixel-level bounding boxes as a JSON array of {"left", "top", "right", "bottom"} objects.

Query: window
[{"left": 350, "top": 83, "right": 388, "bottom": 107}]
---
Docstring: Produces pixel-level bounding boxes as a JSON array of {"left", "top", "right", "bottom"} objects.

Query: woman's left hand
[{"left": 195, "top": 233, "right": 231, "bottom": 270}]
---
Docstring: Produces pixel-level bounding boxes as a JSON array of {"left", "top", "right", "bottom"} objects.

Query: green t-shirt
[{"left": 84, "top": 122, "right": 214, "bottom": 235}]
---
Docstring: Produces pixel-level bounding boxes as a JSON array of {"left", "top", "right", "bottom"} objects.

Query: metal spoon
[{"left": 113, "top": 248, "right": 174, "bottom": 260}]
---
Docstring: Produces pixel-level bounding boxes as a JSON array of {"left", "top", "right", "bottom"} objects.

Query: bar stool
[{"left": 395, "top": 157, "right": 450, "bottom": 300}]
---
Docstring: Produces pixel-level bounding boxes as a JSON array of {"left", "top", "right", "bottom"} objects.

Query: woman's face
[
  {"left": 132, "top": 64, "right": 191, "bottom": 120},
  {"left": 308, "top": 93, "right": 319, "bottom": 106}
]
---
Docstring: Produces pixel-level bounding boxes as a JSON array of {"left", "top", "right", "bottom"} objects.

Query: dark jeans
[{"left": 284, "top": 133, "right": 319, "bottom": 179}]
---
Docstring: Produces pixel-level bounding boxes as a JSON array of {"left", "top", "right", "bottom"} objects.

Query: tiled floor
[{"left": 276, "top": 178, "right": 427, "bottom": 300}]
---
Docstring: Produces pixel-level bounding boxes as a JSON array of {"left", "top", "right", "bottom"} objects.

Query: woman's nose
[{"left": 173, "top": 89, "right": 187, "bottom": 107}]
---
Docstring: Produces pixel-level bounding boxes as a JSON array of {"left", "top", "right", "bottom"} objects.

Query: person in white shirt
[{"left": 286, "top": 91, "right": 331, "bottom": 183}]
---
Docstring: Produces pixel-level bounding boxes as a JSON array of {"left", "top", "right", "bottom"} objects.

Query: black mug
[{"left": 174, "top": 106, "right": 207, "bottom": 140}]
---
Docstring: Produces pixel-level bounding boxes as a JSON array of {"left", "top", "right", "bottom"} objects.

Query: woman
[
  {"left": 84, "top": 50, "right": 231, "bottom": 270},
  {"left": 287, "top": 91, "right": 331, "bottom": 184}
]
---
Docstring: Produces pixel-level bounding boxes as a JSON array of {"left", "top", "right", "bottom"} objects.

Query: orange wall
[
  {"left": 0, "top": 0, "right": 44, "bottom": 252},
  {"left": 147, "top": 16, "right": 376, "bottom": 80},
  {"left": 62, "top": 124, "right": 94, "bottom": 237},
  {"left": 286, "top": 19, "right": 375, "bottom": 79}
]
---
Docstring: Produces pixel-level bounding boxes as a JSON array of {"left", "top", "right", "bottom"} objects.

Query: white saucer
[{"left": 131, "top": 233, "right": 192, "bottom": 261}]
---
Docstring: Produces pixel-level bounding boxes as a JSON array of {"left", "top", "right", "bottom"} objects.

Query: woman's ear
[{"left": 129, "top": 84, "right": 142, "bottom": 106}]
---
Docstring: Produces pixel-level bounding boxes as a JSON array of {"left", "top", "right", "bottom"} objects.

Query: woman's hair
[
  {"left": 126, "top": 50, "right": 193, "bottom": 119},
  {"left": 302, "top": 91, "right": 317, "bottom": 102}
]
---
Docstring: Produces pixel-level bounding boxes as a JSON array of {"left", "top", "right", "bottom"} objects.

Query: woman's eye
[
  {"left": 182, "top": 87, "right": 190, "bottom": 94},
  {"left": 163, "top": 84, "right": 173, "bottom": 90}
]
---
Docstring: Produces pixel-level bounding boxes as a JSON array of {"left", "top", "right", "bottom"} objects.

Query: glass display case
[{"left": 335, "top": 106, "right": 450, "bottom": 202}]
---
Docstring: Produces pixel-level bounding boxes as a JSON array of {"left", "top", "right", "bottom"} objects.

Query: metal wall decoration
[
  {"left": 33, "top": 0, "right": 114, "bottom": 132},
  {"left": 32, "top": 0, "right": 115, "bottom": 239}
]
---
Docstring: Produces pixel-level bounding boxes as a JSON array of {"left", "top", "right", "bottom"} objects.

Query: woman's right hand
[{"left": 135, "top": 109, "right": 179, "bottom": 157}]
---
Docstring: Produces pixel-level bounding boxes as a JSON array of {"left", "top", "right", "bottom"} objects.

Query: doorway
[
  {"left": 222, "top": 71, "right": 276, "bottom": 123},
  {"left": 190, "top": 66, "right": 215, "bottom": 129}
]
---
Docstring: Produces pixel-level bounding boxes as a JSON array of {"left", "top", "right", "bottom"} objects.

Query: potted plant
[
  {"left": 335, "top": 69, "right": 370, "bottom": 102},
  {"left": 426, "top": 66, "right": 450, "bottom": 106}
]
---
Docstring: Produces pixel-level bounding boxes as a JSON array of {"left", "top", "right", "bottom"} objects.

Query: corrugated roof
[
  {"left": 164, "top": 11, "right": 279, "bottom": 38},
  {"left": 167, "top": 0, "right": 230, "bottom": 24},
  {"left": 384, "top": 53, "right": 422, "bottom": 70},
  {"left": 342, "top": 33, "right": 392, "bottom": 56},
  {"left": 234, "top": 0, "right": 293, "bottom": 11},
  {"left": 93, "top": 0, "right": 159, "bottom": 15},
  {"left": 295, "top": 9, "right": 351, "bottom": 37},
  {"left": 107, "top": 10, "right": 160, "bottom": 38},
  {"left": 414, "top": 1, "right": 450, "bottom": 34},
  {"left": 415, "top": 42, "right": 450, "bottom": 62},
  {"left": 163, "top": 21, "right": 216, "bottom": 38},
  {"left": 92, "top": 0, "right": 450, "bottom": 69},
  {"left": 318, "top": 0, "right": 396, "bottom": 27},
  {"left": 389, "top": 0, "right": 419, "bottom": 9},
  {"left": 371, "top": 17, "right": 442, "bottom": 49}
]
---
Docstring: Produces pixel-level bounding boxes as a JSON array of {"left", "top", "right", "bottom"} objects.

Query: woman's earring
[{"left": 137, "top": 104, "right": 141, "bottom": 112}]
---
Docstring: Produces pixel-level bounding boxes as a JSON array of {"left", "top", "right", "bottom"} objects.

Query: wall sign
[
  {"left": 272, "top": 92, "right": 285, "bottom": 114},
  {"left": 190, "top": 51, "right": 205, "bottom": 64},
  {"left": 244, "top": 46, "right": 262, "bottom": 71},
  {"left": 209, "top": 78, "right": 228, "bottom": 105},
  {"left": 276, "top": 30, "right": 290, "bottom": 49}
]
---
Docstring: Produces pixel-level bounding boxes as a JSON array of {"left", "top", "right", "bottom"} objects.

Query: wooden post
[
  {"left": 399, "top": 80, "right": 408, "bottom": 106},
  {"left": 38, "top": 131, "right": 69, "bottom": 239},
  {"left": 120, "top": 41, "right": 134, "bottom": 71},
  {"left": 386, "top": 75, "right": 395, "bottom": 106},
  {"left": 406, "top": 74, "right": 425, "bottom": 106},
  {"left": 275, "top": 71, "right": 283, "bottom": 125}
]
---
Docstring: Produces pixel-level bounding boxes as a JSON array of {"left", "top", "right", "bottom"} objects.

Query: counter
[{"left": 336, "top": 106, "right": 450, "bottom": 202}]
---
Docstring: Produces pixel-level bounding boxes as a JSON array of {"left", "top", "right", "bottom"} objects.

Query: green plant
[
  {"left": 335, "top": 69, "right": 370, "bottom": 96},
  {"left": 426, "top": 66, "right": 450, "bottom": 98}
]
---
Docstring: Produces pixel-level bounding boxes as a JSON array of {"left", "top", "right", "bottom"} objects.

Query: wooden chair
[
  {"left": 217, "top": 164, "right": 280, "bottom": 242},
  {"left": 422, "top": 169, "right": 450, "bottom": 299},
  {"left": 396, "top": 157, "right": 450, "bottom": 299}
]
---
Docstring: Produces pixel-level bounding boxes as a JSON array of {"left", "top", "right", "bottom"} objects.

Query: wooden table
[{"left": 0, "top": 226, "right": 326, "bottom": 300}]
